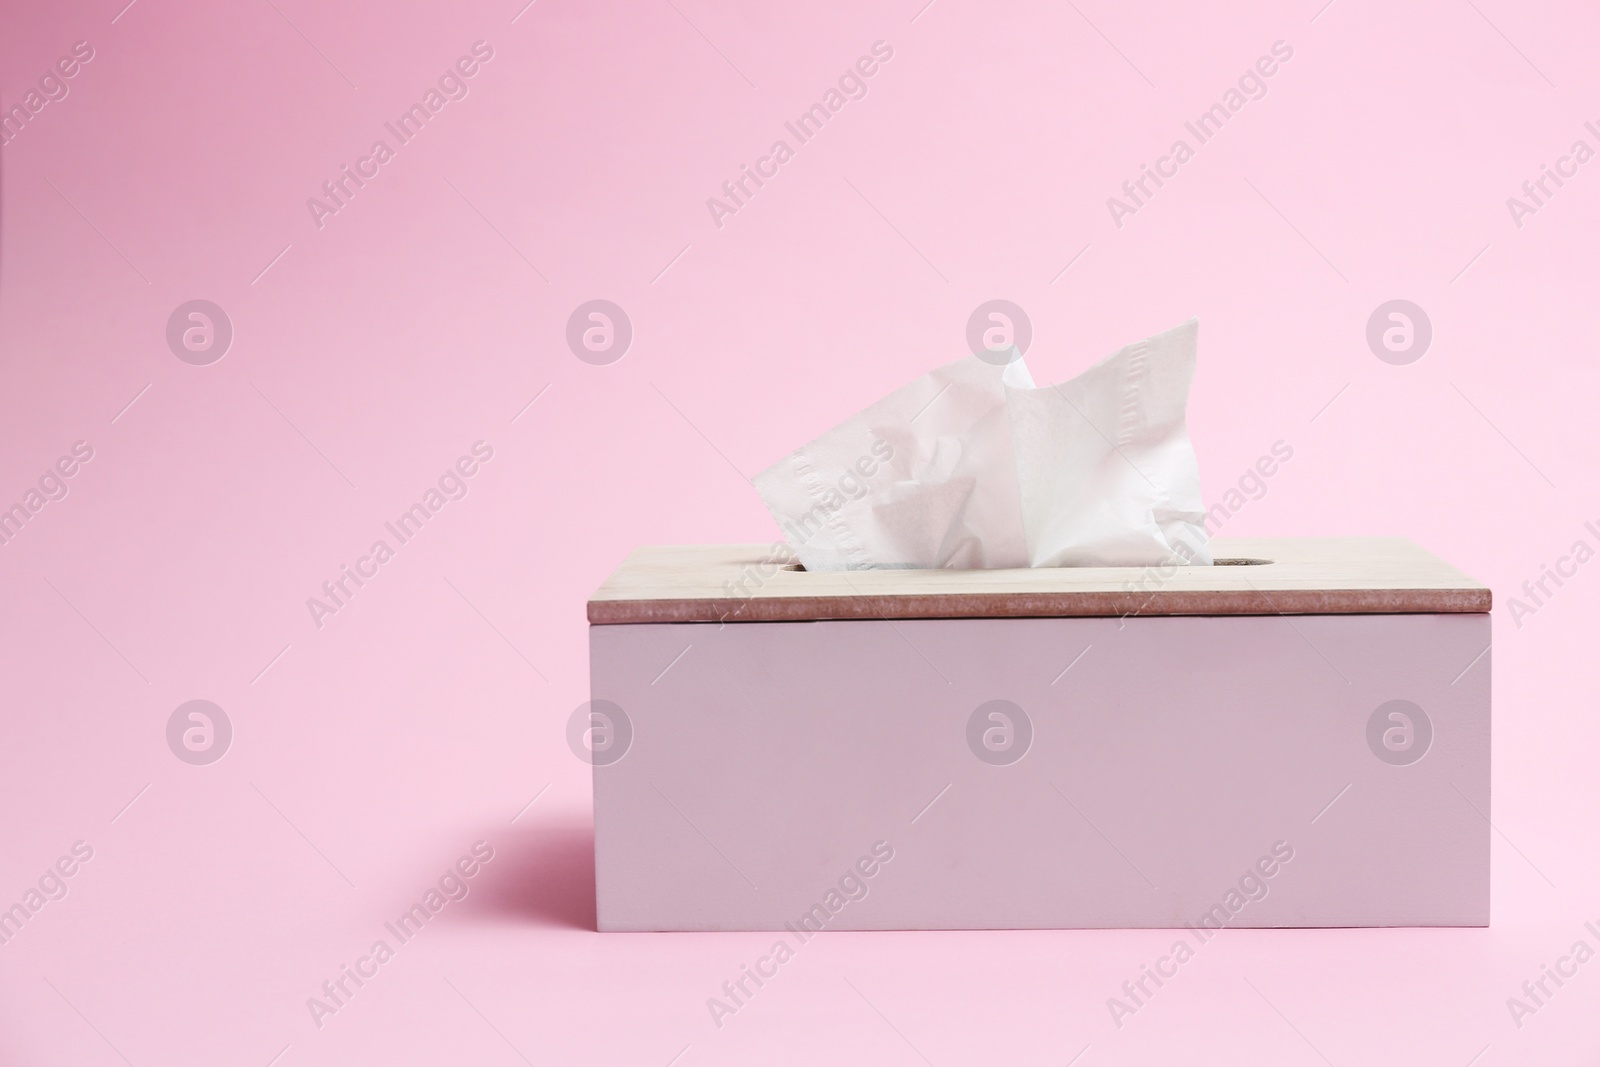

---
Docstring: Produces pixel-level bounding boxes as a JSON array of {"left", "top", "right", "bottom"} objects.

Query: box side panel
[{"left": 591, "top": 613, "right": 1489, "bottom": 930}]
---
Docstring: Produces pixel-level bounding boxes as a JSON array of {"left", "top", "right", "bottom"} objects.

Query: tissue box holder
[{"left": 586, "top": 537, "right": 1490, "bottom": 931}]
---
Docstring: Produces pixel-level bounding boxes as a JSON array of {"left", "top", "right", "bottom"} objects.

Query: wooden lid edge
[{"left": 588, "top": 586, "right": 1493, "bottom": 624}]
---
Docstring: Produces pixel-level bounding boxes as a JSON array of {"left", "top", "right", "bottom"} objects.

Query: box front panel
[{"left": 590, "top": 613, "right": 1489, "bottom": 930}]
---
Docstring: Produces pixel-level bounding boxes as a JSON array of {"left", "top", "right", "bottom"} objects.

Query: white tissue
[
  {"left": 1009, "top": 318, "right": 1210, "bottom": 567},
  {"left": 755, "top": 318, "right": 1210, "bottom": 570}
]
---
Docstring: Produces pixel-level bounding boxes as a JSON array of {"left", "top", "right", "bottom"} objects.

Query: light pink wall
[{"left": 1, "top": 0, "right": 1595, "bottom": 1063}]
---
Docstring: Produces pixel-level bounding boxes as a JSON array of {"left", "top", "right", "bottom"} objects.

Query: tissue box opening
[
  {"left": 588, "top": 537, "right": 1490, "bottom": 625},
  {"left": 784, "top": 557, "right": 1276, "bottom": 573}
]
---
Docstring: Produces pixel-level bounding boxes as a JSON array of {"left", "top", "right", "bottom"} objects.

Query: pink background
[{"left": 1, "top": 0, "right": 1596, "bottom": 1062}]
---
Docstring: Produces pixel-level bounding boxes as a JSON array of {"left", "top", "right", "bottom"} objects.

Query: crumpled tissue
[{"left": 753, "top": 318, "right": 1210, "bottom": 570}]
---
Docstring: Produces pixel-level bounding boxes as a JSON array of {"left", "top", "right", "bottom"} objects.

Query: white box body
[{"left": 589, "top": 610, "right": 1490, "bottom": 931}]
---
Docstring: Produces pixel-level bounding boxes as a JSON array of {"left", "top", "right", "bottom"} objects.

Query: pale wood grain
[{"left": 587, "top": 537, "right": 1491, "bottom": 624}]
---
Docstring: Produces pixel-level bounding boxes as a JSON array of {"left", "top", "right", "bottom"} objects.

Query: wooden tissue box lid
[{"left": 587, "top": 536, "right": 1490, "bottom": 624}]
